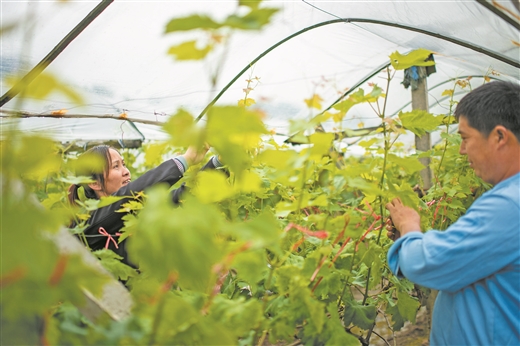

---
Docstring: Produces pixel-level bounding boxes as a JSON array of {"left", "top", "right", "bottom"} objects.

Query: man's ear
[
  {"left": 88, "top": 181, "right": 103, "bottom": 192},
  {"left": 494, "top": 125, "right": 509, "bottom": 146}
]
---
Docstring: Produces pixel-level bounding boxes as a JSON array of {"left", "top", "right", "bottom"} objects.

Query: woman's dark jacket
[{"left": 79, "top": 157, "right": 221, "bottom": 267}]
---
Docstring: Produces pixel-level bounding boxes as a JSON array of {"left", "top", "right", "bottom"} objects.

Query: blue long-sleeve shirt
[{"left": 388, "top": 173, "right": 520, "bottom": 346}]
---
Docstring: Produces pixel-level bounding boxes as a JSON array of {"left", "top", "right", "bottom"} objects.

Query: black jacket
[{"left": 80, "top": 157, "right": 221, "bottom": 267}]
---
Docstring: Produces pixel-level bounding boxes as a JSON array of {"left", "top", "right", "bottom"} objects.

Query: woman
[{"left": 67, "top": 144, "right": 223, "bottom": 267}]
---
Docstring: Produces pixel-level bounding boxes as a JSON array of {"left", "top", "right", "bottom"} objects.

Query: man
[{"left": 386, "top": 81, "right": 520, "bottom": 345}]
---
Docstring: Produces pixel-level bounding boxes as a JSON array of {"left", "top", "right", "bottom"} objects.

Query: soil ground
[
  {"left": 263, "top": 306, "right": 431, "bottom": 346},
  {"left": 372, "top": 306, "right": 430, "bottom": 346}
]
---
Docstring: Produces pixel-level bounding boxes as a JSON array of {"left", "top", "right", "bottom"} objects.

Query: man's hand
[
  {"left": 385, "top": 198, "right": 421, "bottom": 239},
  {"left": 182, "top": 143, "right": 210, "bottom": 167}
]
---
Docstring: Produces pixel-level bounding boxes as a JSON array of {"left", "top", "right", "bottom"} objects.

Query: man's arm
[{"left": 386, "top": 194, "right": 519, "bottom": 292}]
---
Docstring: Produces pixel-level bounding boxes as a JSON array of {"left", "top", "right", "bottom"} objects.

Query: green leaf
[
  {"left": 93, "top": 249, "right": 138, "bottom": 281},
  {"left": 1, "top": 314, "right": 43, "bottom": 345},
  {"left": 304, "top": 93, "right": 323, "bottom": 110},
  {"left": 292, "top": 286, "right": 326, "bottom": 334},
  {"left": 67, "top": 152, "right": 105, "bottom": 176},
  {"left": 333, "top": 89, "right": 364, "bottom": 121},
  {"left": 399, "top": 110, "right": 443, "bottom": 136},
  {"left": 193, "top": 170, "right": 234, "bottom": 203},
  {"left": 165, "top": 15, "right": 221, "bottom": 32},
  {"left": 239, "top": 0, "right": 262, "bottom": 9},
  {"left": 224, "top": 8, "right": 279, "bottom": 30},
  {"left": 357, "top": 137, "right": 379, "bottom": 149},
  {"left": 232, "top": 250, "right": 269, "bottom": 290},
  {"left": 343, "top": 298, "right": 377, "bottom": 330},
  {"left": 388, "top": 154, "right": 425, "bottom": 174},
  {"left": 346, "top": 177, "right": 381, "bottom": 196},
  {"left": 332, "top": 86, "right": 385, "bottom": 122},
  {"left": 274, "top": 265, "right": 306, "bottom": 294},
  {"left": 209, "top": 296, "right": 264, "bottom": 338},
  {"left": 228, "top": 210, "right": 282, "bottom": 252},
  {"left": 6, "top": 70, "right": 84, "bottom": 105},
  {"left": 142, "top": 142, "right": 170, "bottom": 168},
  {"left": 257, "top": 149, "right": 297, "bottom": 170},
  {"left": 386, "top": 288, "right": 420, "bottom": 330},
  {"left": 288, "top": 119, "right": 314, "bottom": 134},
  {"left": 58, "top": 175, "right": 91, "bottom": 185},
  {"left": 308, "top": 132, "right": 334, "bottom": 159},
  {"left": 234, "top": 169, "right": 262, "bottom": 193},
  {"left": 207, "top": 106, "right": 268, "bottom": 178},
  {"left": 167, "top": 40, "right": 213, "bottom": 60},
  {"left": 128, "top": 189, "right": 224, "bottom": 291},
  {"left": 386, "top": 182, "right": 422, "bottom": 212},
  {"left": 324, "top": 303, "right": 361, "bottom": 345},
  {"left": 397, "top": 289, "right": 420, "bottom": 324},
  {"left": 2, "top": 136, "right": 62, "bottom": 180},
  {"left": 307, "top": 194, "right": 328, "bottom": 207},
  {"left": 162, "top": 109, "right": 205, "bottom": 148},
  {"left": 238, "top": 97, "right": 256, "bottom": 107},
  {"left": 389, "top": 49, "right": 435, "bottom": 70},
  {"left": 313, "top": 270, "right": 342, "bottom": 298},
  {"left": 88, "top": 195, "right": 127, "bottom": 210},
  {"left": 53, "top": 302, "right": 92, "bottom": 336}
]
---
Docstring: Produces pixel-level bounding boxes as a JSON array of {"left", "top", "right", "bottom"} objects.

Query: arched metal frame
[
  {"left": 0, "top": 0, "right": 115, "bottom": 108},
  {"left": 198, "top": 17, "right": 519, "bottom": 122}
]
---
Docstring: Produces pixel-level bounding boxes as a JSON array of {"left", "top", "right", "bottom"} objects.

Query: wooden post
[
  {"left": 409, "top": 66, "right": 437, "bottom": 329},
  {"left": 411, "top": 67, "right": 432, "bottom": 190}
]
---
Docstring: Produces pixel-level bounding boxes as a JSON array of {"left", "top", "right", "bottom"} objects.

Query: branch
[{"left": 0, "top": 109, "right": 163, "bottom": 126}]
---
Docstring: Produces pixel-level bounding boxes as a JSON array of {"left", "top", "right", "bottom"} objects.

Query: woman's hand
[
  {"left": 385, "top": 198, "right": 421, "bottom": 239},
  {"left": 182, "top": 143, "right": 210, "bottom": 167}
]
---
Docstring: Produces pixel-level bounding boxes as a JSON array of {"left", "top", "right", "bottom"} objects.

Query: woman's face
[{"left": 102, "top": 149, "right": 131, "bottom": 196}]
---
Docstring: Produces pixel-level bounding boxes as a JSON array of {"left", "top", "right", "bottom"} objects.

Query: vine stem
[
  {"left": 436, "top": 82, "right": 457, "bottom": 176},
  {"left": 361, "top": 267, "right": 372, "bottom": 306},
  {"left": 363, "top": 67, "right": 393, "bottom": 345},
  {"left": 252, "top": 261, "right": 275, "bottom": 346},
  {"left": 379, "top": 69, "right": 393, "bottom": 171},
  {"left": 256, "top": 329, "right": 268, "bottom": 346},
  {"left": 261, "top": 264, "right": 274, "bottom": 313},
  {"left": 376, "top": 67, "right": 393, "bottom": 245},
  {"left": 295, "top": 160, "right": 310, "bottom": 221},
  {"left": 337, "top": 244, "right": 359, "bottom": 309}
]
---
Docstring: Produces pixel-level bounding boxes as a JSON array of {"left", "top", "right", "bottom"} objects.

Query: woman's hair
[{"left": 67, "top": 145, "right": 114, "bottom": 205}]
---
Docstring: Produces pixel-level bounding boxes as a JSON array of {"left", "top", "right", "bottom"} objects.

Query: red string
[{"left": 98, "top": 227, "right": 121, "bottom": 249}]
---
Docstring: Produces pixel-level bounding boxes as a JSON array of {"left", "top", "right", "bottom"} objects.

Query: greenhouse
[{"left": 1, "top": 0, "right": 519, "bottom": 345}]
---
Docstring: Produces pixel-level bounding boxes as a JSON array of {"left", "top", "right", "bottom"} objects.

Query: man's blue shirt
[{"left": 388, "top": 173, "right": 520, "bottom": 345}]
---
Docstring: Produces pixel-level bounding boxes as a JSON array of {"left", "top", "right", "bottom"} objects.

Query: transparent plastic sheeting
[{"left": 1, "top": 0, "right": 518, "bottom": 145}]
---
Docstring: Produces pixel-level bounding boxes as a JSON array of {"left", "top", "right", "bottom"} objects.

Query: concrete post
[{"left": 50, "top": 228, "right": 133, "bottom": 322}]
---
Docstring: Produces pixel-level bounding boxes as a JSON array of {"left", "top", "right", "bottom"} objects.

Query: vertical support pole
[
  {"left": 411, "top": 67, "right": 432, "bottom": 190},
  {"left": 410, "top": 67, "right": 437, "bottom": 331}
]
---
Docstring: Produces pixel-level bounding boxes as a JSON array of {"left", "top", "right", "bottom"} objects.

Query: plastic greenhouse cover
[{"left": 1, "top": 0, "right": 518, "bottom": 148}]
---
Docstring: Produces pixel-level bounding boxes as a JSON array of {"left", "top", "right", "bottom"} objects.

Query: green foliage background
[{"left": 1, "top": 1, "right": 489, "bottom": 345}]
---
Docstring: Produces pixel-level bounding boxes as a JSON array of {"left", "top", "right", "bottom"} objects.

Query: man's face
[{"left": 458, "top": 116, "right": 495, "bottom": 184}]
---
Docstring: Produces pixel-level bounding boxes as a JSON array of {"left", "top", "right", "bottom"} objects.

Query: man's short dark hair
[{"left": 454, "top": 80, "right": 520, "bottom": 141}]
